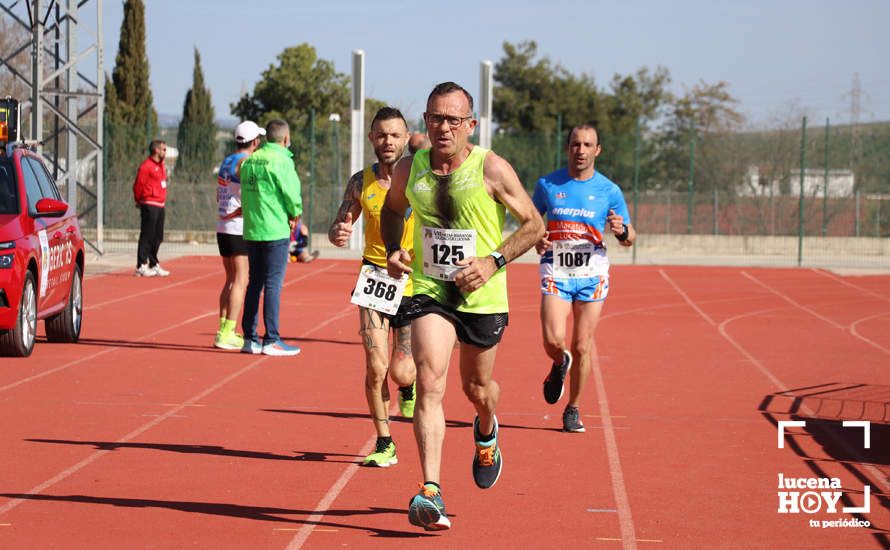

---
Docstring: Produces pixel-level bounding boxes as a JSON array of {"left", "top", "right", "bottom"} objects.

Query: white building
[{"left": 743, "top": 166, "right": 854, "bottom": 197}]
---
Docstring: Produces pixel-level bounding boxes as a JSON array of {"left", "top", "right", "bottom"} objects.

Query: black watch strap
[
  {"left": 616, "top": 224, "right": 629, "bottom": 242},
  {"left": 489, "top": 251, "right": 507, "bottom": 270}
]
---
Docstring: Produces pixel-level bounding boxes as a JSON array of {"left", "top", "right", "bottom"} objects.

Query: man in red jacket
[{"left": 133, "top": 140, "right": 170, "bottom": 277}]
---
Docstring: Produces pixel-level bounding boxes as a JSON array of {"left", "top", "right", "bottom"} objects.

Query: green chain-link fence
[{"left": 94, "top": 114, "right": 890, "bottom": 267}]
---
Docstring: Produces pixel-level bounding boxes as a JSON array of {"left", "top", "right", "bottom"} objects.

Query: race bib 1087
[
  {"left": 552, "top": 240, "right": 609, "bottom": 279},
  {"left": 350, "top": 264, "right": 408, "bottom": 315},
  {"left": 421, "top": 227, "right": 477, "bottom": 281}
]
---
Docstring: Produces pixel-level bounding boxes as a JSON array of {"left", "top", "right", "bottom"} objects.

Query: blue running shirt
[
  {"left": 532, "top": 168, "right": 631, "bottom": 272},
  {"left": 217, "top": 152, "right": 248, "bottom": 235}
]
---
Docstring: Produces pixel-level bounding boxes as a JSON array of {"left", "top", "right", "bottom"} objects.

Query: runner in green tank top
[{"left": 380, "top": 82, "right": 544, "bottom": 532}]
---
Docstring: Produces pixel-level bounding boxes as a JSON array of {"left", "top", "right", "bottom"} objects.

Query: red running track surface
[{"left": 0, "top": 257, "right": 887, "bottom": 548}]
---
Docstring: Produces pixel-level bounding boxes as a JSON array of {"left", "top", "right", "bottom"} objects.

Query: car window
[
  {"left": 26, "top": 157, "right": 61, "bottom": 200},
  {"left": 19, "top": 157, "right": 42, "bottom": 215},
  {"left": 0, "top": 158, "right": 18, "bottom": 214}
]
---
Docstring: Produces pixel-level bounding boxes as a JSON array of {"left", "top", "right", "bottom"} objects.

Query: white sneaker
[
  {"left": 152, "top": 264, "right": 170, "bottom": 277},
  {"left": 135, "top": 264, "right": 156, "bottom": 277}
]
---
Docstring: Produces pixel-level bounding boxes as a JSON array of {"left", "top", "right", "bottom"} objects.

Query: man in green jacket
[{"left": 239, "top": 119, "right": 303, "bottom": 356}]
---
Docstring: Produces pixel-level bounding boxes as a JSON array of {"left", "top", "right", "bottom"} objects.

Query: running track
[{"left": 0, "top": 257, "right": 887, "bottom": 548}]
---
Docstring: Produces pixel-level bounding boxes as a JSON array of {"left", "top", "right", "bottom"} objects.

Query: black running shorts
[
  {"left": 217, "top": 232, "right": 248, "bottom": 257},
  {"left": 402, "top": 294, "right": 508, "bottom": 349}
]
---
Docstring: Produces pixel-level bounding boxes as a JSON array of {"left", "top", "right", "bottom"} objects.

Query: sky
[{"left": 100, "top": 0, "right": 890, "bottom": 129}]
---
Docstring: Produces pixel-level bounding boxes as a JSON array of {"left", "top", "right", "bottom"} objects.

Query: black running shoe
[
  {"left": 472, "top": 416, "right": 502, "bottom": 489},
  {"left": 562, "top": 405, "right": 586, "bottom": 433},
  {"left": 543, "top": 350, "right": 572, "bottom": 404}
]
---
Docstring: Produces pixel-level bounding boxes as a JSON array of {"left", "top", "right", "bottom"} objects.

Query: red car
[{"left": 0, "top": 144, "right": 84, "bottom": 356}]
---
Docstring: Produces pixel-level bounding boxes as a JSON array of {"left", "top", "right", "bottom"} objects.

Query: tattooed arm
[{"left": 328, "top": 170, "right": 364, "bottom": 247}]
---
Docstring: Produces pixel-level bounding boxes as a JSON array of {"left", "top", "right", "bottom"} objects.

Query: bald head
[
  {"left": 408, "top": 132, "right": 431, "bottom": 155},
  {"left": 266, "top": 119, "right": 290, "bottom": 145}
]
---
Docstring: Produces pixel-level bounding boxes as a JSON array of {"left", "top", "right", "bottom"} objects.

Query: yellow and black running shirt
[{"left": 360, "top": 164, "right": 415, "bottom": 292}]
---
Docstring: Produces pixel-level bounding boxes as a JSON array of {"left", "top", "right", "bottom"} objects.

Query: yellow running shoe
[
  {"left": 363, "top": 439, "right": 398, "bottom": 467},
  {"left": 214, "top": 331, "right": 244, "bottom": 351},
  {"left": 398, "top": 382, "right": 416, "bottom": 419}
]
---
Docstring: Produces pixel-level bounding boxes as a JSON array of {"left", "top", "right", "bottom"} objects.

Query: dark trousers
[
  {"left": 137, "top": 204, "right": 165, "bottom": 268},
  {"left": 241, "top": 238, "right": 289, "bottom": 345}
]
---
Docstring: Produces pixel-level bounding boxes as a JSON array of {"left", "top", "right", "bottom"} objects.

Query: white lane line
[
  {"left": 286, "top": 402, "right": 398, "bottom": 549},
  {"left": 0, "top": 356, "right": 264, "bottom": 517},
  {"left": 812, "top": 269, "right": 890, "bottom": 303},
  {"left": 741, "top": 271, "right": 846, "bottom": 329},
  {"left": 591, "top": 355, "right": 638, "bottom": 550},
  {"left": 0, "top": 264, "right": 337, "bottom": 395},
  {"left": 660, "top": 269, "right": 890, "bottom": 493},
  {"left": 285, "top": 435, "right": 377, "bottom": 549},
  {"left": 0, "top": 304, "right": 354, "bottom": 518},
  {"left": 850, "top": 312, "right": 890, "bottom": 355},
  {"left": 743, "top": 271, "right": 890, "bottom": 357},
  {"left": 0, "top": 311, "right": 213, "bottom": 394},
  {"left": 657, "top": 270, "right": 715, "bottom": 326},
  {"left": 87, "top": 272, "right": 218, "bottom": 311}
]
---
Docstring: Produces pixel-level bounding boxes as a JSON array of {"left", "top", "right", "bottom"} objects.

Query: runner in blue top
[
  {"left": 532, "top": 124, "right": 636, "bottom": 432},
  {"left": 213, "top": 121, "right": 264, "bottom": 350}
]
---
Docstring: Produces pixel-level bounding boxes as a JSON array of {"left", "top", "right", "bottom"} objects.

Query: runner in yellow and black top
[
  {"left": 328, "top": 107, "right": 417, "bottom": 469},
  {"left": 381, "top": 82, "right": 544, "bottom": 531}
]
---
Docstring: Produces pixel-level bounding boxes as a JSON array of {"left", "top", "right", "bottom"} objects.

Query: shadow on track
[
  {"left": 0, "top": 493, "right": 436, "bottom": 538},
  {"left": 25, "top": 438, "right": 362, "bottom": 464}
]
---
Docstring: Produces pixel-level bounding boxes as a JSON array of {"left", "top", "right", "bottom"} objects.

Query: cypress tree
[
  {"left": 106, "top": 0, "right": 157, "bottom": 175},
  {"left": 176, "top": 48, "right": 216, "bottom": 180}
]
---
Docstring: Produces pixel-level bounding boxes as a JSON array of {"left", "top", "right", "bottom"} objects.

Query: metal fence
[{"left": 92, "top": 114, "right": 890, "bottom": 268}]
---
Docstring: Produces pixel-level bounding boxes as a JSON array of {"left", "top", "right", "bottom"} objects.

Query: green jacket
[{"left": 239, "top": 142, "right": 302, "bottom": 241}]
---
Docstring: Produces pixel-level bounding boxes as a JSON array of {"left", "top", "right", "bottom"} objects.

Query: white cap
[{"left": 235, "top": 120, "right": 266, "bottom": 143}]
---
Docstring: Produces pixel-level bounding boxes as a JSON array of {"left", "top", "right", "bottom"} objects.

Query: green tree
[
  {"left": 493, "top": 40, "right": 603, "bottom": 135},
  {"left": 231, "top": 43, "right": 350, "bottom": 175},
  {"left": 176, "top": 48, "right": 216, "bottom": 181},
  {"left": 653, "top": 81, "right": 745, "bottom": 193},
  {"left": 105, "top": 0, "right": 158, "bottom": 181},
  {"left": 492, "top": 40, "right": 671, "bottom": 189}
]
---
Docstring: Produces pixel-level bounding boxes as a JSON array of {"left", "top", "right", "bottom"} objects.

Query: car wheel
[
  {"left": 46, "top": 265, "right": 82, "bottom": 343},
  {"left": 0, "top": 271, "right": 37, "bottom": 357}
]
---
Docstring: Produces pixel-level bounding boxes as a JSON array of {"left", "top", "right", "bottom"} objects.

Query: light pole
[{"left": 329, "top": 113, "right": 342, "bottom": 204}]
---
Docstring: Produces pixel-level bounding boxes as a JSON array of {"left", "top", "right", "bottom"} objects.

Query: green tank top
[{"left": 406, "top": 146, "right": 507, "bottom": 313}]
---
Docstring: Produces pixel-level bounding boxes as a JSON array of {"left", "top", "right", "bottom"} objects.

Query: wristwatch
[
  {"left": 489, "top": 251, "right": 507, "bottom": 270},
  {"left": 616, "top": 224, "right": 629, "bottom": 242}
]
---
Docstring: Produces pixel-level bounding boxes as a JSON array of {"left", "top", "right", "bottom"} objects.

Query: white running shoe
[
  {"left": 135, "top": 264, "right": 156, "bottom": 277},
  {"left": 262, "top": 340, "right": 301, "bottom": 356},
  {"left": 152, "top": 264, "right": 170, "bottom": 277}
]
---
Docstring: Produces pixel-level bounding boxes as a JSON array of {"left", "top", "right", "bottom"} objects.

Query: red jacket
[{"left": 133, "top": 157, "right": 167, "bottom": 207}]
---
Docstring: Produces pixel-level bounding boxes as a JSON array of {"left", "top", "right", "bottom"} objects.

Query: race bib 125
[{"left": 421, "top": 227, "right": 477, "bottom": 281}]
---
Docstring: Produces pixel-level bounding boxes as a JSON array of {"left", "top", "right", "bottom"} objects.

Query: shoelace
[
  {"left": 374, "top": 439, "right": 390, "bottom": 454},
  {"left": 564, "top": 407, "right": 580, "bottom": 424},
  {"left": 475, "top": 444, "right": 495, "bottom": 467},
  {"left": 399, "top": 386, "right": 414, "bottom": 400},
  {"left": 418, "top": 482, "right": 439, "bottom": 498}
]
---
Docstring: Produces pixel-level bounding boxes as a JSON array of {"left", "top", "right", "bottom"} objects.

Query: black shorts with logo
[
  {"left": 402, "top": 294, "right": 508, "bottom": 349},
  {"left": 217, "top": 232, "right": 248, "bottom": 257}
]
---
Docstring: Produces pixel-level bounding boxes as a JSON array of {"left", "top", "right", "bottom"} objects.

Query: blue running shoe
[
  {"left": 408, "top": 483, "right": 451, "bottom": 531},
  {"left": 262, "top": 340, "right": 301, "bottom": 356},
  {"left": 472, "top": 415, "right": 503, "bottom": 489},
  {"left": 241, "top": 340, "right": 262, "bottom": 354}
]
